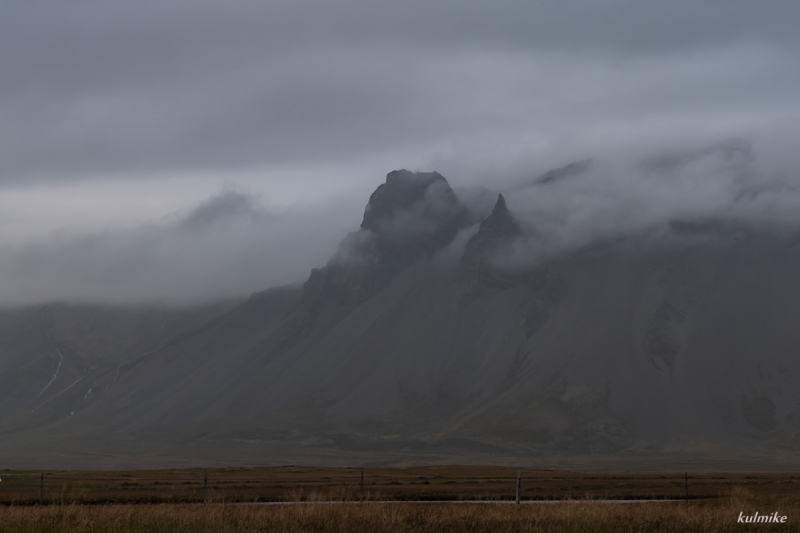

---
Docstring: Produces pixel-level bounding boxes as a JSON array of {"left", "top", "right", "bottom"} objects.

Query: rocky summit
[
  {"left": 2, "top": 168, "right": 800, "bottom": 469},
  {"left": 459, "top": 193, "right": 530, "bottom": 297}
]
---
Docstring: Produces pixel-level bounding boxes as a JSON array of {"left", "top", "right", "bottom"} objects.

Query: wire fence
[{"left": 0, "top": 468, "right": 796, "bottom": 505}]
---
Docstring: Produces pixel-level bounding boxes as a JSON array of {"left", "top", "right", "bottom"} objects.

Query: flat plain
[{"left": 1, "top": 466, "right": 798, "bottom": 532}]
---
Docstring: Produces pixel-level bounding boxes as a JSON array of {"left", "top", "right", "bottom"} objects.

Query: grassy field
[
  {"left": 1, "top": 466, "right": 800, "bottom": 504},
  {"left": 0, "top": 467, "right": 798, "bottom": 532},
  {"left": 0, "top": 491, "right": 798, "bottom": 533}
]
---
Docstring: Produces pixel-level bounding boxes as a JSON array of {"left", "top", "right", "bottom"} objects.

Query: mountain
[
  {"left": 507, "top": 159, "right": 593, "bottom": 192},
  {"left": 2, "top": 169, "right": 800, "bottom": 469}
]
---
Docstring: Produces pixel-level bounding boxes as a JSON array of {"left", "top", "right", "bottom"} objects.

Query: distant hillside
[{"left": 2, "top": 169, "right": 800, "bottom": 469}]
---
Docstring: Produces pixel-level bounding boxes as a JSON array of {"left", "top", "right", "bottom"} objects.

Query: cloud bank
[
  {"left": 0, "top": 1, "right": 799, "bottom": 304},
  {"left": 0, "top": 191, "right": 362, "bottom": 306}
]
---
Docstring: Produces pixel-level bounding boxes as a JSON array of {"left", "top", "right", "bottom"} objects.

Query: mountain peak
[
  {"left": 492, "top": 193, "right": 509, "bottom": 216},
  {"left": 361, "top": 170, "right": 455, "bottom": 233},
  {"left": 357, "top": 169, "right": 472, "bottom": 262},
  {"left": 461, "top": 194, "right": 522, "bottom": 272},
  {"left": 484, "top": 193, "right": 521, "bottom": 237},
  {"left": 294, "top": 170, "right": 472, "bottom": 324}
]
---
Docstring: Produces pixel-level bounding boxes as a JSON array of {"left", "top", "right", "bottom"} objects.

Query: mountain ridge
[{"left": 1, "top": 168, "right": 800, "bottom": 468}]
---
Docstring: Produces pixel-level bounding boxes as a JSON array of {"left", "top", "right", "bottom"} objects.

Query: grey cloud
[
  {"left": 1, "top": 1, "right": 800, "bottom": 183},
  {"left": 2, "top": 1, "right": 800, "bottom": 304},
  {"left": 331, "top": 229, "right": 378, "bottom": 268},
  {"left": 0, "top": 191, "right": 361, "bottom": 306},
  {"left": 482, "top": 143, "right": 800, "bottom": 273},
  {"left": 454, "top": 186, "right": 499, "bottom": 222},
  {"left": 2, "top": 140, "right": 800, "bottom": 306},
  {"left": 179, "top": 190, "right": 267, "bottom": 231},
  {"left": 641, "top": 138, "right": 754, "bottom": 176},
  {"left": 433, "top": 224, "right": 480, "bottom": 269}
]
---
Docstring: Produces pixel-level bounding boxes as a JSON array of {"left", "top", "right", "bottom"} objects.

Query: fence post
[
  {"left": 516, "top": 469, "right": 521, "bottom": 505},
  {"left": 204, "top": 469, "right": 208, "bottom": 505},
  {"left": 685, "top": 472, "right": 688, "bottom": 506},
  {"left": 39, "top": 473, "right": 43, "bottom": 505},
  {"left": 360, "top": 470, "right": 364, "bottom": 502}
]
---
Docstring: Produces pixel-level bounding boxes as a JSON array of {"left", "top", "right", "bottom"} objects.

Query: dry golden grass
[
  {"left": 0, "top": 490, "right": 799, "bottom": 533},
  {"left": 2, "top": 467, "right": 799, "bottom": 532}
]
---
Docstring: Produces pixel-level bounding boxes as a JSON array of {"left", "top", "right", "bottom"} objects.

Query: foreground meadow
[{"left": 0, "top": 491, "right": 798, "bottom": 533}]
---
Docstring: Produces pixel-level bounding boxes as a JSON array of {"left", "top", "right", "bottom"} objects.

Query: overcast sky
[{"left": 2, "top": 0, "right": 799, "bottom": 305}]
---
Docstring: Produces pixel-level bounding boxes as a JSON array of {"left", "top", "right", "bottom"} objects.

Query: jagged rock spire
[
  {"left": 485, "top": 194, "right": 521, "bottom": 236},
  {"left": 461, "top": 194, "right": 522, "bottom": 271},
  {"left": 458, "top": 193, "right": 526, "bottom": 298}
]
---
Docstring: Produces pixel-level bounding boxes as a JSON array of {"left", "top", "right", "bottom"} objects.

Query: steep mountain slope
[
  {"left": 2, "top": 169, "right": 800, "bottom": 467},
  {"left": 0, "top": 300, "right": 242, "bottom": 431}
]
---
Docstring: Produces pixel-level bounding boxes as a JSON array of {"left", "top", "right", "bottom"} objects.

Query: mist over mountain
[
  {"left": 2, "top": 166, "right": 800, "bottom": 468},
  {"left": 3, "top": 0, "right": 800, "bottom": 472}
]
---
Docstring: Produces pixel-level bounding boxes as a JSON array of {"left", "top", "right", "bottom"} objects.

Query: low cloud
[
  {"left": 1, "top": 1, "right": 799, "bottom": 304},
  {"left": 482, "top": 140, "right": 800, "bottom": 272},
  {"left": 179, "top": 191, "right": 268, "bottom": 232},
  {"left": 0, "top": 191, "right": 360, "bottom": 306},
  {"left": 1, "top": 139, "right": 800, "bottom": 306}
]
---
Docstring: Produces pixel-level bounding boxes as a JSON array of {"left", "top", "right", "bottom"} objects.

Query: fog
[
  {"left": 0, "top": 191, "right": 364, "bottom": 306},
  {"left": 479, "top": 140, "right": 800, "bottom": 271},
  {"left": 1, "top": 1, "right": 799, "bottom": 304}
]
